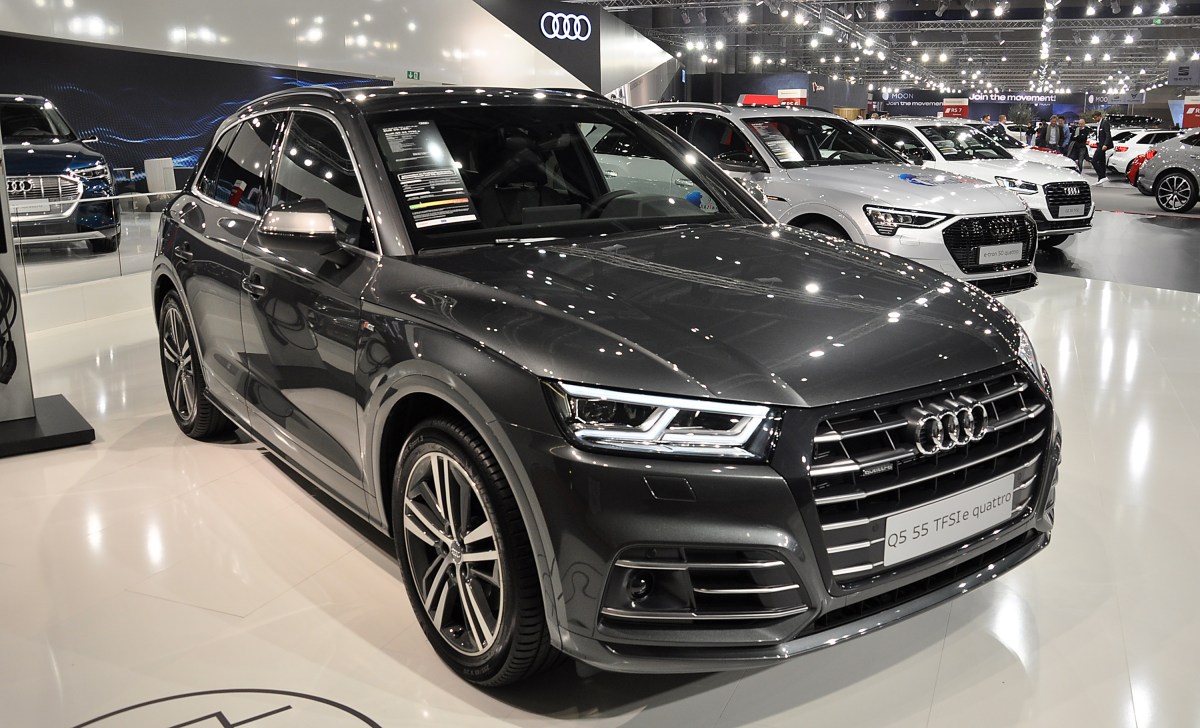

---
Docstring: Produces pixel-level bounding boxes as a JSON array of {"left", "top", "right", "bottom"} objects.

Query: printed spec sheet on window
[{"left": 379, "top": 122, "right": 478, "bottom": 228}]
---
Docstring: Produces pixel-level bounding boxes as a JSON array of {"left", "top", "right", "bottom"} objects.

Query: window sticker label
[
  {"left": 379, "top": 122, "right": 478, "bottom": 229},
  {"left": 746, "top": 121, "right": 804, "bottom": 163}
]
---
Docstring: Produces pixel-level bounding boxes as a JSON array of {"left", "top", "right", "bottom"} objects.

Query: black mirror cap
[{"left": 259, "top": 199, "right": 341, "bottom": 256}]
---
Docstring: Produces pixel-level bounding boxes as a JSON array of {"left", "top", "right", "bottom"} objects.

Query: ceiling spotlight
[
  {"left": 722, "top": 8, "right": 736, "bottom": 22},
  {"left": 737, "top": 8, "right": 749, "bottom": 23},
  {"left": 681, "top": 9, "right": 691, "bottom": 24},
  {"left": 697, "top": 8, "right": 708, "bottom": 23},
  {"left": 1091, "top": 34, "right": 1101, "bottom": 44},
  {"left": 855, "top": 3, "right": 866, "bottom": 20},
  {"left": 1156, "top": 1, "right": 1170, "bottom": 13},
  {"left": 911, "top": 35, "right": 919, "bottom": 46},
  {"left": 965, "top": 0, "right": 979, "bottom": 16},
  {"left": 1110, "top": 0, "right": 1121, "bottom": 11},
  {"left": 765, "top": 0, "right": 782, "bottom": 13},
  {"left": 935, "top": 1, "right": 948, "bottom": 17},
  {"left": 960, "top": 32, "right": 969, "bottom": 44},
  {"left": 715, "top": 39, "right": 725, "bottom": 49},
  {"left": 1086, "top": 3, "right": 1096, "bottom": 14},
  {"left": 993, "top": 2, "right": 1006, "bottom": 16},
  {"left": 1001, "top": 55, "right": 1007, "bottom": 61},
  {"left": 781, "top": 5, "right": 790, "bottom": 17},
  {"left": 1084, "top": 52, "right": 1093, "bottom": 60},
  {"left": 1132, "top": 2, "right": 1143, "bottom": 13},
  {"left": 921, "top": 52, "right": 930, "bottom": 62},
  {"left": 1194, "top": 50, "right": 1200, "bottom": 60},
  {"left": 1165, "top": 50, "right": 1176, "bottom": 60},
  {"left": 834, "top": 54, "right": 842, "bottom": 62},
  {"left": 840, "top": 3, "right": 852, "bottom": 17},
  {"left": 1102, "top": 52, "right": 1111, "bottom": 60},
  {"left": 752, "top": 54, "right": 762, "bottom": 64},
  {"left": 876, "top": 3, "right": 890, "bottom": 19},
  {"left": 810, "top": 36, "right": 819, "bottom": 47}
]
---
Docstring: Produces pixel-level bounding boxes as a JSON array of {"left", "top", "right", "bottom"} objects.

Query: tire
[
  {"left": 392, "top": 417, "right": 557, "bottom": 686},
  {"left": 795, "top": 219, "right": 850, "bottom": 240},
  {"left": 1040, "top": 234, "right": 1070, "bottom": 248},
  {"left": 87, "top": 233, "right": 120, "bottom": 254},
  {"left": 157, "top": 292, "right": 234, "bottom": 439},
  {"left": 1153, "top": 171, "right": 1198, "bottom": 213}
]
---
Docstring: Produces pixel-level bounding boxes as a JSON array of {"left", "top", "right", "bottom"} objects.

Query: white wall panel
[{"left": 0, "top": 0, "right": 592, "bottom": 88}]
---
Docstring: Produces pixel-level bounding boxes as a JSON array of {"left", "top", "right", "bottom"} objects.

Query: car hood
[
  {"left": 934, "top": 157, "right": 1085, "bottom": 185},
  {"left": 2, "top": 139, "right": 106, "bottom": 177},
  {"left": 1011, "top": 148, "right": 1076, "bottom": 170},
  {"left": 387, "top": 223, "right": 1025, "bottom": 409},
  {"left": 783, "top": 163, "right": 1025, "bottom": 215}
]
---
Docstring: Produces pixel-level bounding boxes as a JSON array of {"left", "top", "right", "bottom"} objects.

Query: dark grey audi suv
[{"left": 152, "top": 86, "right": 1060, "bottom": 686}]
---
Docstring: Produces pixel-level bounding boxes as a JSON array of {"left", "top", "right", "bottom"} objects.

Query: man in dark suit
[{"left": 1091, "top": 110, "right": 1113, "bottom": 184}]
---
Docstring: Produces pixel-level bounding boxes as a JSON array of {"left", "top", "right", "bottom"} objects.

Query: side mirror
[
  {"left": 259, "top": 199, "right": 340, "bottom": 256},
  {"left": 714, "top": 150, "right": 767, "bottom": 174}
]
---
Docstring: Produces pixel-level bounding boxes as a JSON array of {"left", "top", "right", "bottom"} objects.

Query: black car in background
[
  {"left": 153, "top": 86, "right": 1060, "bottom": 686},
  {"left": 1, "top": 94, "right": 120, "bottom": 253}
]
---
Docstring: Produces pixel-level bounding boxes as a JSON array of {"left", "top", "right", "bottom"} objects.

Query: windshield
[
  {"left": 743, "top": 115, "right": 903, "bottom": 167},
  {"left": 981, "top": 129, "right": 1023, "bottom": 150},
  {"left": 0, "top": 101, "right": 76, "bottom": 142},
  {"left": 917, "top": 125, "right": 1014, "bottom": 162},
  {"left": 369, "top": 104, "right": 758, "bottom": 252}
]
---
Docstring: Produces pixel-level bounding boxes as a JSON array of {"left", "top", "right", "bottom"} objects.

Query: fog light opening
[{"left": 627, "top": 571, "right": 654, "bottom": 602}]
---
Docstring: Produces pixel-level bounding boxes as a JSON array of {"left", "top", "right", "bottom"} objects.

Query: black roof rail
[
  {"left": 539, "top": 87, "right": 609, "bottom": 101},
  {"left": 253, "top": 85, "right": 348, "bottom": 104}
]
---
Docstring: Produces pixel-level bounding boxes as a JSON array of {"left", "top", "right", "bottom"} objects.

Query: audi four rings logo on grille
[
  {"left": 907, "top": 398, "right": 989, "bottom": 455},
  {"left": 6, "top": 179, "right": 33, "bottom": 194},
  {"left": 541, "top": 12, "right": 592, "bottom": 41},
  {"left": 1064, "top": 186, "right": 1081, "bottom": 196}
]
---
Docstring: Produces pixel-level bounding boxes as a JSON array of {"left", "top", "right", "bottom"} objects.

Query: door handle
[
  {"left": 241, "top": 276, "right": 267, "bottom": 299},
  {"left": 176, "top": 241, "right": 193, "bottom": 262}
]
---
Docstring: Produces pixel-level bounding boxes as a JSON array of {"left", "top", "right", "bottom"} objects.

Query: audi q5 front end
[{"left": 152, "top": 86, "right": 1059, "bottom": 686}]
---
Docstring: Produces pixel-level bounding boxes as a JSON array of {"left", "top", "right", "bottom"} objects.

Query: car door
[
  {"left": 177, "top": 114, "right": 286, "bottom": 415},
  {"left": 239, "top": 110, "right": 377, "bottom": 511}
]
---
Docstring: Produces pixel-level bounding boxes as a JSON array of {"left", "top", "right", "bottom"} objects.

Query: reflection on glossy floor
[
  {"left": 4, "top": 273, "right": 1199, "bottom": 727},
  {"left": 13, "top": 210, "right": 159, "bottom": 293}
]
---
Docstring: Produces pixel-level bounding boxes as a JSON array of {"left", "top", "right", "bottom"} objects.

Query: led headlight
[
  {"left": 863, "top": 206, "right": 947, "bottom": 236},
  {"left": 72, "top": 162, "right": 112, "bottom": 184},
  {"left": 995, "top": 176, "right": 1038, "bottom": 194},
  {"left": 547, "top": 382, "right": 778, "bottom": 459},
  {"left": 1016, "top": 325, "right": 1051, "bottom": 394}
]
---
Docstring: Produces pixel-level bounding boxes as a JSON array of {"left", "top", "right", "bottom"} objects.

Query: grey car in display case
[
  {"left": 153, "top": 85, "right": 1060, "bottom": 686},
  {"left": 1135, "top": 131, "right": 1200, "bottom": 213},
  {"left": 1, "top": 94, "right": 120, "bottom": 253},
  {"left": 633, "top": 103, "right": 1039, "bottom": 295}
]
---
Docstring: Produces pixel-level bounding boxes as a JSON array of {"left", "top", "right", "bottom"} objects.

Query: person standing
[
  {"left": 1066, "top": 118, "right": 1089, "bottom": 173},
  {"left": 1058, "top": 117, "right": 1074, "bottom": 156},
  {"left": 1045, "top": 115, "right": 1062, "bottom": 149},
  {"left": 1091, "top": 110, "right": 1113, "bottom": 184}
]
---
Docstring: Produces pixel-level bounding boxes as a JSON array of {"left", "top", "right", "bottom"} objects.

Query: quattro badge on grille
[{"left": 906, "top": 397, "right": 989, "bottom": 455}]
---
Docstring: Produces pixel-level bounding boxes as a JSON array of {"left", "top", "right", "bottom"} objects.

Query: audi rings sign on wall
[
  {"left": 908, "top": 398, "right": 989, "bottom": 455},
  {"left": 541, "top": 12, "right": 592, "bottom": 41}
]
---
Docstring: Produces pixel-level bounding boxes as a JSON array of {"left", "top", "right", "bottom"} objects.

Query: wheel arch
[
  {"left": 780, "top": 205, "right": 865, "bottom": 244},
  {"left": 364, "top": 362, "right": 568, "bottom": 650}
]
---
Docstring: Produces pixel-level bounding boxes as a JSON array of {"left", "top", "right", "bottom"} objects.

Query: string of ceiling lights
[{"left": 578, "top": 0, "right": 1195, "bottom": 96}]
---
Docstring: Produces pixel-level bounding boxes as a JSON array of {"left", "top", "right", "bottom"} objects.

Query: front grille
[
  {"left": 600, "top": 547, "right": 808, "bottom": 626},
  {"left": 809, "top": 368, "right": 1049, "bottom": 589},
  {"left": 1030, "top": 209, "right": 1093, "bottom": 232},
  {"left": 942, "top": 215, "right": 1037, "bottom": 273},
  {"left": 6, "top": 175, "right": 84, "bottom": 221},
  {"left": 1042, "top": 181, "right": 1092, "bottom": 218}
]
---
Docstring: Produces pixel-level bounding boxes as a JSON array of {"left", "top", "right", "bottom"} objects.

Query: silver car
[
  {"left": 632, "top": 103, "right": 1038, "bottom": 295},
  {"left": 1135, "top": 131, "right": 1200, "bottom": 213}
]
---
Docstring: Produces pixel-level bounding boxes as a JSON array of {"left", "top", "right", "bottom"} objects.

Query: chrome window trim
[{"left": 191, "top": 121, "right": 266, "bottom": 222}]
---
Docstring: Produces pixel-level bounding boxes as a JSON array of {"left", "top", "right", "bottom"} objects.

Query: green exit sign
[
  {"left": 406, "top": 70, "right": 421, "bottom": 81},
  {"left": 1152, "top": 17, "right": 1163, "bottom": 25}
]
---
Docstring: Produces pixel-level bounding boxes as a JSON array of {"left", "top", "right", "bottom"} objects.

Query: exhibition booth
[{"left": 2, "top": 1, "right": 1200, "bottom": 726}]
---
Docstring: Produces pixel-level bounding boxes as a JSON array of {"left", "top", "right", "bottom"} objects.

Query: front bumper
[
  {"left": 506, "top": 389, "right": 1060, "bottom": 673},
  {"left": 860, "top": 223, "right": 1036, "bottom": 294}
]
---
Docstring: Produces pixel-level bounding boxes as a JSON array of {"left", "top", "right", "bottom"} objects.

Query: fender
[
  {"left": 778, "top": 201, "right": 868, "bottom": 245},
  {"left": 363, "top": 359, "right": 569, "bottom": 652}
]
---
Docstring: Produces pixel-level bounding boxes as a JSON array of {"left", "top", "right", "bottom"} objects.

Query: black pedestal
[{"left": 0, "top": 394, "right": 95, "bottom": 458}]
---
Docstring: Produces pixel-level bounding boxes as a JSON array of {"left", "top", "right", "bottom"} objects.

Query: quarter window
[{"left": 273, "top": 113, "right": 372, "bottom": 250}]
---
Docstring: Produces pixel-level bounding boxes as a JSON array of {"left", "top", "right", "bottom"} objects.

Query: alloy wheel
[
  {"left": 402, "top": 451, "right": 504, "bottom": 657},
  {"left": 1157, "top": 174, "right": 1193, "bottom": 211},
  {"left": 161, "top": 306, "right": 197, "bottom": 423}
]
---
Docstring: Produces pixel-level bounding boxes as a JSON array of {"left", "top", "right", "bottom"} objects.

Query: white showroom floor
[{"left": 3, "top": 272, "right": 1199, "bottom": 727}]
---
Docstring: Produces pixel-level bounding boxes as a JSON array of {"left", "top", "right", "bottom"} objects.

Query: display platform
[
  {"left": 0, "top": 393, "right": 94, "bottom": 458},
  {"left": 2, "top": 273, "right": 1198, "bottom": 727}
]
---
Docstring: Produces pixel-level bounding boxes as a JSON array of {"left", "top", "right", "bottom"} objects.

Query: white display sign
[
  {"left": 0, "top": 127, "right": 37, "bottom": 423},
  {"left": 1168, "top": 61, "right": 1200, "bottom": 86},
  {"left": 884, "top": 473, "right": 1016, "bottom": 567}
]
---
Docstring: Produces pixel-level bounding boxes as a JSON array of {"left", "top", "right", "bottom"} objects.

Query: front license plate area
[
  {"left": 883, "top": 474, "right": 1017, "bottom": 567},
  {"left": 11, "top": 199, "right": 51, "bottom": 214},
  {"left": 1058, "top": 203, "right": 1085, "bottom": 217},
  {"left": 978, "top": 243, "right": 1024, "bottom": 264}
]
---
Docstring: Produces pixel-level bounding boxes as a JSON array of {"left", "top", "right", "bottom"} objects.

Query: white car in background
[
  {"left": 616, "top": 103, "right": 1040, "bottom": 294},
  {"left": 859, "top": 117, "right": 1092, "bottom": 247},
  {"left": 968, "top": 120, "right": 1077, "bottom": 171},
  {"left": 1106, "top": 129, "right": 1183, "bottom": 176}
]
